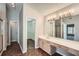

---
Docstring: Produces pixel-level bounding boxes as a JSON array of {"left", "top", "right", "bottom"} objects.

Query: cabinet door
[
  {"left": 38, "top": 39, "right": 51, "bottom": 54},
  {"left": 43, "top": 40, "right": 51, "bottom": 55}
]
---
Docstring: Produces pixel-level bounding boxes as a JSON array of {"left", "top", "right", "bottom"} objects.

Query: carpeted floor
[{"left": 2, "top": 42, "right": 62, "bottom": 56}]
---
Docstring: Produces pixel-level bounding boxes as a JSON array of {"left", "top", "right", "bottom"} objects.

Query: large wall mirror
[
  {"left": 62, "top": 15, "right": 79, "bottom": 41},
  {"left": 55, "top": 19, "right": 61, "bottom": 38},
  {"left": 44, "top": 14, "right": 79, "bottom": 41},
  {"left": 44, "top": 19, "right": 55, "bottom": 37}
]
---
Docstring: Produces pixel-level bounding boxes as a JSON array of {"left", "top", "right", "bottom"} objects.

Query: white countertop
[{"left": 39, "top": 35, "right": 79, "bottom": 51}]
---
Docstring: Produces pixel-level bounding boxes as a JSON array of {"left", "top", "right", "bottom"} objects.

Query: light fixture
[
  {"left": 59, "top": 9, "right": 73, "bottom": 19},
  {"left": 47, "top": 9, "right": 74, "bottom": 21},
  {"left": 11, "top": 3, "right": 15, "bottom": 7},
  {"left": 69, "top": 9, "right": 74, "bottom": 14}
]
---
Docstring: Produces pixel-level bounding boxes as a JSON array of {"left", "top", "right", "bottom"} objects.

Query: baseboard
[
  {"left": 18, "top": 42, "right": 25, "bottom": 54},
  {"left": 7, "top": 43, "right": 11, "bottom": 46},
  {"left": 35, "top": 46, "right": 39, "bottom": 49},
  {"left": 11, "top": 40, "right": 17, "bottom": 42},
  {"left": 22, "top": 50, "right": 27, "bottom": 54},
  {"left": 0, "top": 50, "right": 3, "bottom": 56},
  {"left": 27, "top": 39, "right": 34, "bottom": 41},
  {"left": 3, "top": 47, "right": 6, "bottom": 51},
  {"left": 0, "top": 47, "right": 7, "bottom": 56}
]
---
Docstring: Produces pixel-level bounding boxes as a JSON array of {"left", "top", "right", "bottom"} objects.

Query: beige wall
[{"left": 22, "top": 4, "right": 44, "bottom": 53}]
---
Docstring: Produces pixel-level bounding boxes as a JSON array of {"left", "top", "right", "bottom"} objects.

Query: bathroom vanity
[{"left": 38, "top": 35, "right": 79, "bottom": 56}]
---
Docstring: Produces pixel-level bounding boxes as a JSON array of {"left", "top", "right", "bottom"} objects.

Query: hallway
[
  {"left": 2, "top": 42, "right": 49, "bottom": 56},
  {"left": 2, "top": 42, "right": 23, "bottom": 56},
  {"left": 2, "top": 42, "right": 62, "bottom": 56}
]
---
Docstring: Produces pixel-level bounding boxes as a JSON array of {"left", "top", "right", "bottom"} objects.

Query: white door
[{"left": 10, "top": 21, "right": 18, "bottom": 42}]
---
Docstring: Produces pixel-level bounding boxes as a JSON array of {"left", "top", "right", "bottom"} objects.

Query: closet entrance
[{"left": 27, "top": 18, "right": 36, "bottom": 50}]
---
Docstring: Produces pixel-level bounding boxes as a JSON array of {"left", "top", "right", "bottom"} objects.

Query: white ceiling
[
  {"left": 27, "top": 3, "right": 72, "bottom": 15},
  {"left": 6, "top": 3, "right": 23, "bottom": 13},
  {"left": 6, "top": 3, "right": 23, "bottom": 20},
  {"left": 6, "top": 3, "right": 72, "bottom": 16}
]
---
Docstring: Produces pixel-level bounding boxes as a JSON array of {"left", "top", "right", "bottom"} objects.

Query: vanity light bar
[{"left": 46, "top": 9, "right": 74, "bottom": 20}]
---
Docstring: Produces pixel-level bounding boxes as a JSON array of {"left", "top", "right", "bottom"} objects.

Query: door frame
[
  {"left": 26, "top": 16, "right": 38, "bottom": 49},
  {"left": 9, "top": 20, "right": 18, "bottom": 44}
]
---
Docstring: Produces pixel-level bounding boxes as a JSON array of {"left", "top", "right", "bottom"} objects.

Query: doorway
[
  {"left": 27, "top": 18, "right": 36, "bottom": 50},
  {"left": 9, "top": 21, "right": 18, "bottom": 43}
]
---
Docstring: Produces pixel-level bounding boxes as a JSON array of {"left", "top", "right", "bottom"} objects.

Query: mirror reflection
[
  {"left": 45, "top": 14, "right": 79, "bottom": 41},
  {"left": 55, "top": 19, "right": 61, "bottom": 38}
]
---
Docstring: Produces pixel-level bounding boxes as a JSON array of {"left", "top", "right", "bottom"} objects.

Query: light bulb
[
  {"left": 59, "top": 13, "right": 63, "bottom": 16},
  {"left": 69, "top": 9, "right": 74, "bottom": 13},
  {"left": 53, "top": 15, "right": 56, "bottom": 18}
]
